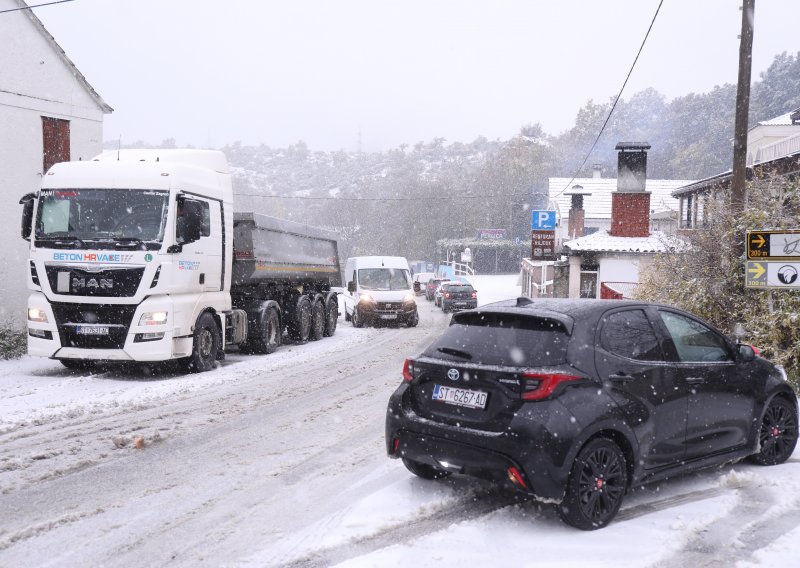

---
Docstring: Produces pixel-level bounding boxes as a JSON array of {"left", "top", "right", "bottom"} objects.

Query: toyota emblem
[{"left": 447, "top": 368, "right": 460, "bottom": 381}]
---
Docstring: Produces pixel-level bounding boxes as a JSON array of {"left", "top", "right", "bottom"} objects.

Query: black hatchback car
[
  {"left": 386, "top": 299, "right": 798, "bottom": 529},
  {"left": 440, "top": 282, "right": 478, "bottom": 312}
]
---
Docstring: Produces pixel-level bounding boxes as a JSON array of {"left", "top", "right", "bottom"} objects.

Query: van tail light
[
  {"left": 402, "top": 358, "right": 415, "bottom": 382},
  {"left": 521, "top": 372, "right": 581, "bottom": 401}
]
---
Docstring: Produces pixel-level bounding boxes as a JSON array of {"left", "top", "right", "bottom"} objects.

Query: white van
[{"left": 343, "top": 256, "right": 419, "bottom": 327}]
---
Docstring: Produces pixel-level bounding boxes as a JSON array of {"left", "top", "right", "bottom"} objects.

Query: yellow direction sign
[
  {"left": 747, "top": 229, "right": 800, "bottom": 260},
  {"left": 745, "top": 261, "right": 800, "bottom": 289}
]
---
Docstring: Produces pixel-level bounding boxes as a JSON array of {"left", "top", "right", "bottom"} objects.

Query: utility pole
[{"left": 731, "top": 0, "right": 755, "bottom": 218}]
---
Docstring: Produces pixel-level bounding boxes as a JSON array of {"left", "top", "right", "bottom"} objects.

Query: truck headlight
[
  {"left": 28, "top": 308, "right": 48, "bottom": 323},
  {"left": 139, "top": 311, "right": 168, "bottom": 326}
]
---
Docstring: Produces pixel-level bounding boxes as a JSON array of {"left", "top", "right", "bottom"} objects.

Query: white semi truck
[{"left": 19, "top": 149, "right": 341, "bottom": 372}]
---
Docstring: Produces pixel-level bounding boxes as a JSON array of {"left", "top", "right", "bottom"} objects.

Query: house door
[{"left": 42, "top": 116, "right": 70, "bottom": 173}]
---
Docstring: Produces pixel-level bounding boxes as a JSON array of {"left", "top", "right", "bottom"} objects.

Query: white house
[
  {"left": 0, "top": 0, "right": 112, "bottom": 325},
  {"left": 558, "top": 143, "right": 682, "bottom": 299}
]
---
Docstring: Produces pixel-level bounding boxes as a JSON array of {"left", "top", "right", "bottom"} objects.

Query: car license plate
[
  {"left": 76, "top": 326, "right": 110, "bottom": 335},
  {"left": 432, "top": 384, "right": 487, "bottom": 409},
  {"left": 380, "top": 314, "right": 397, "bottom": 320}
]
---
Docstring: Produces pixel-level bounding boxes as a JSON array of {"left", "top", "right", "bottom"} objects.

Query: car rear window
[
  {"left": 423, "top": 313, "right": 569, "bottom": 367},
  {"left": 444, "top": 284, "right": 474, "bottom": 292}
]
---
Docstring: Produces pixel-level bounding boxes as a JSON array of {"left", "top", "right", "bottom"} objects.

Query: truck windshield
[
  {"left": 358, "top": 268, "right": 412, "bottom": 291},
  {"left": 35, "top": 189, "right": 169, "bottom": 250}
]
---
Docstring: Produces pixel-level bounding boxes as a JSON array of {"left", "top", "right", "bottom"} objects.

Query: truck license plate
[
  {"left": 432, "top": 384, "right": 487, "bottom": 409},
  {"left": 76, "top": 326, "right": 110, "bottom": 335}
]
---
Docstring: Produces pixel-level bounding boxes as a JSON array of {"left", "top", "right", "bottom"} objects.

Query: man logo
[{"left": 447, "top": 368, "right": 460, "bottom": 381}]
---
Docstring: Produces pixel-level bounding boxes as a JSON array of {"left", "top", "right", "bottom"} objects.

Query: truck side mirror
[
  {"left": 176, "top": 197, "right": 203, "bottom": 246},
  {"left": 19, "top": 193, "right": 36, "bottom": 241},
  {"left": 347, "top": 281, "right": 356, "bottom": 293}
]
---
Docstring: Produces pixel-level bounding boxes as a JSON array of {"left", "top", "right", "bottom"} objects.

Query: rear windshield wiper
[{"left": 437, "top": 346, "right": 473, "bottom": 360}]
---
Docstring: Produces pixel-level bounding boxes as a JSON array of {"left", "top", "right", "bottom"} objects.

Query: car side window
[
  {"left": 658, "top": 311, "right": 732, "bottom": 363},
  {"left": 601, "top": 309, "right": 663, "bottom": 361}
]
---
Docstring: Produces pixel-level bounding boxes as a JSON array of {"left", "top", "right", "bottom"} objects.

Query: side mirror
[
  {"left": 347, "top": 281, "right": 356, "bottom": 293},
  {"left": 737, "top": 343, "right": 756, "bottom": 363},
  {"left": 19, "top": 193, "right": 36, "bottom": 241}
]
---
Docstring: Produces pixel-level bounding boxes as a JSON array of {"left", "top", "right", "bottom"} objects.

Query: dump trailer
[{"left": 19, "top": 149, "right": 341, "bottom": 372}]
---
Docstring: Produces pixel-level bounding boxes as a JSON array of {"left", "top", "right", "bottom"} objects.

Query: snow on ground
[{"left": 1, "top": 274, "right": 799, "bottom": 567}]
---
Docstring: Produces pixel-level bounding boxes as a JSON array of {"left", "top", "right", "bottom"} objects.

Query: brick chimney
[
  {"left": 610, "top": 142, "right": 651, "bottom": 238},
  {"left": 565, "top": 184, "right": 591, "bottom": 239}
]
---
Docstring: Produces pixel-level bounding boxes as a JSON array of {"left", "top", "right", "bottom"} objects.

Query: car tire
[
  {"left": 402, "top": 457, "right": 451, "bottom": 480},
  {"left": 558, "top": 438, "right": 627, "bottom": 530},
  {"left": 310, "top": 298, "right": 325, "bottom": 341},
  {"left": 749, "top": 397, "right": 798, "bottom": 466},
  {"left": 352, "top": 306, "right": 364, "bottom": 328},
  {"left": 287, "top": 296, "right": 312, "bottom": 342},
  {"left": 188, "top": 312, "right": 219, "bottom": 373},
  {"left": 324, "top": 298, "right": 338, "bottom": 337}
]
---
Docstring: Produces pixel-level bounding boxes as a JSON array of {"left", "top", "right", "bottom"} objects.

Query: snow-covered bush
[
  {"left": 637, "top": 178, "right": 800, "bottom": 388},
  {"left": 0, "top": 325, "right": 26, "bottom": 360}
]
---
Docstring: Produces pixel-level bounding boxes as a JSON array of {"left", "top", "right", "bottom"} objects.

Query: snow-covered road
[{"left": 1, "top": 275, "right": 799, "bottom": 567}]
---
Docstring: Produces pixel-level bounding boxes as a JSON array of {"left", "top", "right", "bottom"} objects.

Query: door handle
[
  {"left": 685, "top": 376, "right": 705, "bottom": 385},
  {"left": 608, "top": 373, "right": 634, "bottom": 383}
]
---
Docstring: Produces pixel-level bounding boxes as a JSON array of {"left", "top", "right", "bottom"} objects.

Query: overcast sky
[{"left": 31, "top": 0, "right": 799, "bottom": 152}]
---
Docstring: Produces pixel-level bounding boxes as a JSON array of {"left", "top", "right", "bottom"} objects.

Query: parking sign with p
[{"left": 531, "top": 210, "right": 556, "bottom": 230}]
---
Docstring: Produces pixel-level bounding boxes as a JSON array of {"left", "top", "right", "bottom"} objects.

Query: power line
[
  {"left": 0, "top": 0, "right": 76, "bottom": 14},
  {"left": 554, "top": 0, "right": 665, "bottom": 200},
  {"left": 233, "top": 192, "right": 524, "bottom": 202}
]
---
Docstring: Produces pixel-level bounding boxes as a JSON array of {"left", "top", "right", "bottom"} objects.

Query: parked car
[
  {"left": 413, "top": 272, "right": 435, "bottom": 296},
  {"left": 385, "top": 299, "right": 798, "bottom": 530},
  {"left": 433, "top": 280, "right": 452, "bottom": 307},
  {"left": 425, "top": 278, "right": 445, "bottom": 301},
  {"left": 440, "top": 282, "right": 478, "bottom": 312}
]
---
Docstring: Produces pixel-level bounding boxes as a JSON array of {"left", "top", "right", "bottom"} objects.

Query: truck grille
[
  {"left": 45, "top": 266, "right": 145, "bottom": 298},
  {"left": 51, "top": 303, "right": 138, "bottom": 349}
]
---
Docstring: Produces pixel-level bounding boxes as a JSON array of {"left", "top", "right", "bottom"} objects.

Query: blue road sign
[{"left": 531, "top": 210, "right": 556, "bottom": 230}]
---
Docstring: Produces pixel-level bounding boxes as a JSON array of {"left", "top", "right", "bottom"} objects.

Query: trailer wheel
[
  {"left": 188, "top": 312, "right": 219, "bottom": 372},
  {"left": 324, "top": 298, "right": 338, "bottom": 337},
  {"left": 310, "top": 299, "right": 325, "bottom": 341},
  {"left": 288, "top": 296, "right": 312, "bottom": 342},
  {"left": 249, "top": 307, "right": 282, "bottom": 354}
]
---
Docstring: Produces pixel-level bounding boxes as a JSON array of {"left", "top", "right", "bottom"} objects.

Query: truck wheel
[
  {"left": 188, "top": 312, "right": 219, "bottom": 373},
  {"left": 310, "top": 299, "right": 325, "bottom": 341},
  {"left": 324, "top": 298, "right": 338, "bottom": 337},
  {"left": 249, "top": 307, "right": 281, "bottom": 354},
  {"left": 288, "top": 296, "right": 312, "bottom": 342}
]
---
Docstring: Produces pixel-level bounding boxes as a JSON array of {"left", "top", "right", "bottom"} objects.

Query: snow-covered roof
[
  {"left": 755, "top": 108, "right": 800, "bottom": 127},
  {"left": 563, "top": 229, "right": 680, "bottom": 254},
  {"left": 548, "top": 178, "right": 695, "bottom": 221}
]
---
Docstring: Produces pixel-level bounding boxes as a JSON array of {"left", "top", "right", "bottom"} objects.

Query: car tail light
[
  {"left": 521, "top": 372, "right": 581, "bottom": 401},
  {"left": 402, "top": 358, "right": 415, "bottom": 382},
  {"left": 506, "top": 466, "right": 528, "bottom": 490},
  {"left": 471, "top": 292, "right": 477, "bottom": 299},
  {"left": 444, "top": 292, "right": 451, "bottom": 299}
]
